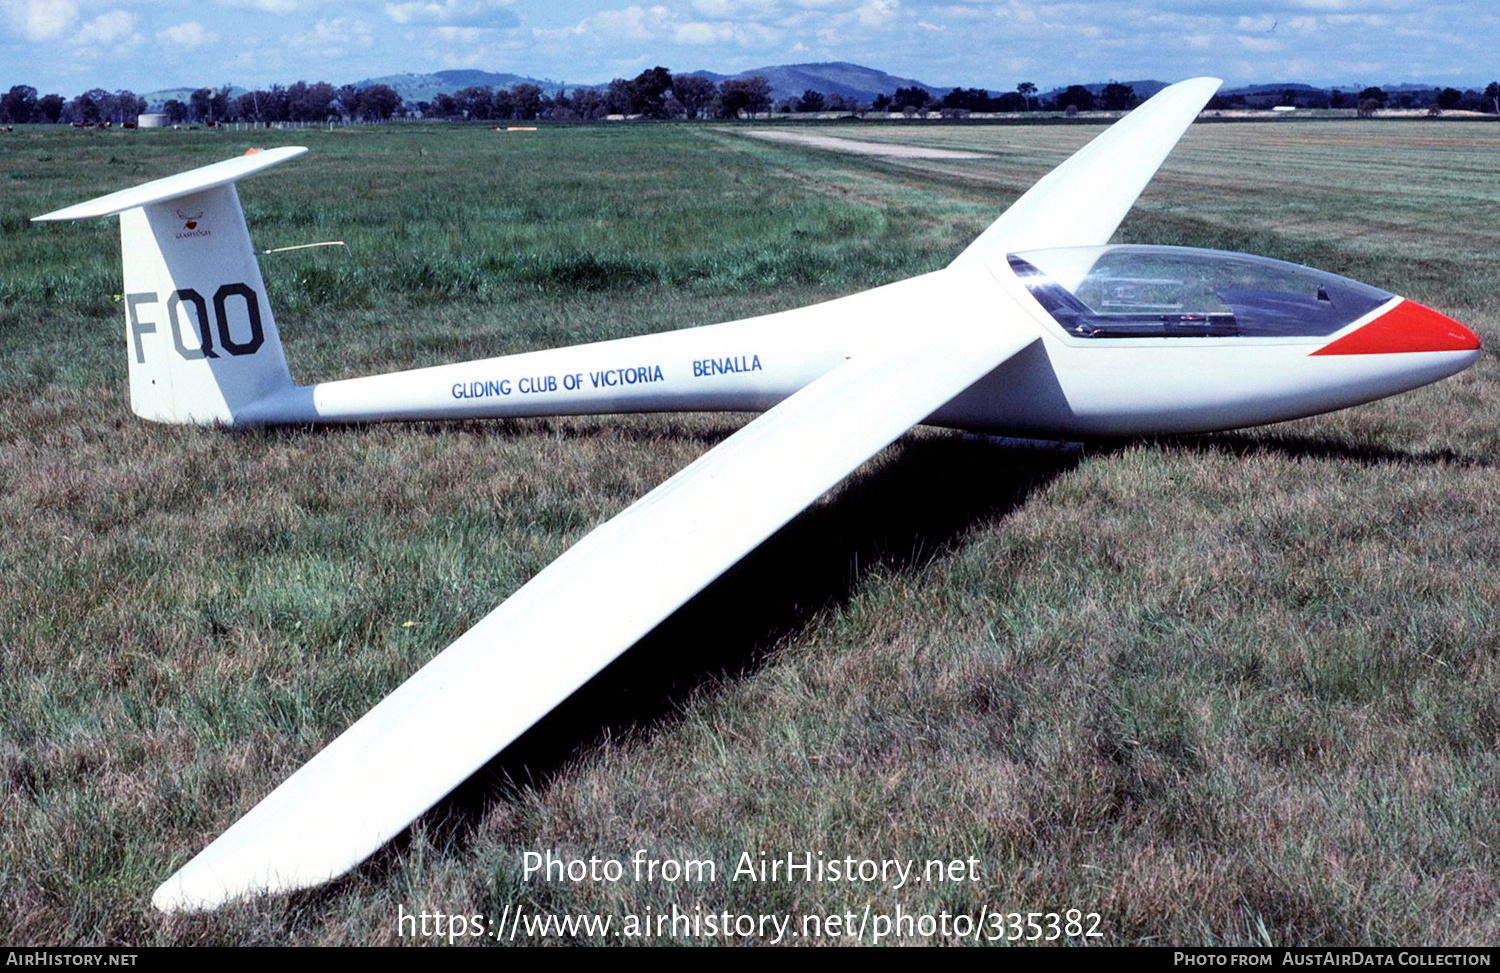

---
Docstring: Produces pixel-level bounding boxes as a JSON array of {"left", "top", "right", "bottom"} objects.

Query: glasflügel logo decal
[{"left": 175, "top": 209, "right": 211, "bottom": 239}]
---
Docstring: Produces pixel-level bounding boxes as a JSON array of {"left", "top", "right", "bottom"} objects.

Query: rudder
[{"left": 35, "top": 147, "right": 306, "bottom": 425}]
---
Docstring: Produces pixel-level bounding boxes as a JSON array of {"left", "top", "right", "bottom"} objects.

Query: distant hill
[
  {"left": 683, "top": 62, "right": 951, "bottom": 103},
  {"left": 1225, "top": 82, "right": 1456, "bottom": 96},
  {"left": 352, "top": 70, "right": 571, "bottom": 104},
  {"left": 141, "top": 85, "right": 248, "bottom": 111},
  {"left": 1221, "top": 82, "right": 1327, "bottom": 97}
]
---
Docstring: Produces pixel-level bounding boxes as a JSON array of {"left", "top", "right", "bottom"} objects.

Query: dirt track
[{"left": 739, "top": 129, "right": 989, "bottom": 159}]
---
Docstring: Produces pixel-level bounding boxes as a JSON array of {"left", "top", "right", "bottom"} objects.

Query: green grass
[{"left": 1, "top": 119, "right": 1497, "bottom": 945}]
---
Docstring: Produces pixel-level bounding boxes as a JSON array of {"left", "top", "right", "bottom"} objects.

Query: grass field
[{"left": 1, "top": 118, "right": 1497, "bottom": 946}]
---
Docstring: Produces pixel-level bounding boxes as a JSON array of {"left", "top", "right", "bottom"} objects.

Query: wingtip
[
  {"left": 151, "top": 873, "right": 205, "bottom": 914},
  {"left": 31, "top": 145, "right": 310, "bottom": 223},
  {"left": 1165, "top": 77, "right": 1223, "bottom": 97}
]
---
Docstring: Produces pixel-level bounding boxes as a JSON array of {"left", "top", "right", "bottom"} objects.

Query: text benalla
[{"left": 693, "top": 354, "right": 762, "bottom": 378}]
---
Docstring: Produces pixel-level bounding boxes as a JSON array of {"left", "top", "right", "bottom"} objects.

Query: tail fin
[{"left": 34, "top": 147, "right": 306, "bottom": 425}]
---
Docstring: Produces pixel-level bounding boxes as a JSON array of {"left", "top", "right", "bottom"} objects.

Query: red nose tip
[{"left": 1312, "top": 299, "right": 1480, "bottom": 356}]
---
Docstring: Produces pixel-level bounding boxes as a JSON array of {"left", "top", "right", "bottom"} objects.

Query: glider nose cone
[{"left": 1313, "top": 298, "right": 1480, "bottom": 356}]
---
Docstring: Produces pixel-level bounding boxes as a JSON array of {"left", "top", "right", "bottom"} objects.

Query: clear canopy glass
[{"left": 1008, "top": 246, "right": 1393, "bottom": 338}]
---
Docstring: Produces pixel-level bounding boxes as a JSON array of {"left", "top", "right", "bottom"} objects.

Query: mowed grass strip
[{"left": 0, "top": 120, "right": 1496, "bottom": 945}]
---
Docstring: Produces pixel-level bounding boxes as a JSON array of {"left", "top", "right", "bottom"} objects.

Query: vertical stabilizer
[{"left": 35, "top": 147, "right": 306, "bottom": 425}]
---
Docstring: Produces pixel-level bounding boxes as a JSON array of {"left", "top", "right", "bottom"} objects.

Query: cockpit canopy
[{"left": 1008, "top": 245, "right": 1393, "bottom": 339}]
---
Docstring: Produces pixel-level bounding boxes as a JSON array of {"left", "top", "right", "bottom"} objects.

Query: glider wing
[
  {"left": 152, "top": 267, "right": 1040, "bottom": 911},
  {"left": 949, "top": 77, "right": 1221, "bottom": 264}
]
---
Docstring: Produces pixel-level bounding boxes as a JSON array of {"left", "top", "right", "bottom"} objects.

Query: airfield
[{"left": 1, "top": 116, "right": 1496, "bottom": 944}]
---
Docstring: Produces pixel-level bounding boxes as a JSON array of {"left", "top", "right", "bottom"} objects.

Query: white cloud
[
  {"left": 1, "top": 0, "right": 78, "bottom": 41},
  {"left": 74, "top": 10, "right": 135, "bottom": 46},
  {"left": 430, "top": 24, "right": 485, "bottom": 41},
  {"left": 385, "top": 0, "right": 515, "bottom": 26},
  {"left": 159, "top": 21, "right": 220, "bottom": 48},
  {"left": 689, "top": 0, "right": 778, "bottom": 16},
  {"left": 854, "top": 0, "right": 896, "bottom": 27},
  {"left": 289, "top": 16, "right": 374, "bottom": 56},
  {"left": 535, "top": 4, "right": 780, "bottom": 49},
  {"left": 217, "top": 0, "right": 307, "bottom": 14},
  {"left": 1237, "top": 35, "right": 1285, "bottom": 52}
]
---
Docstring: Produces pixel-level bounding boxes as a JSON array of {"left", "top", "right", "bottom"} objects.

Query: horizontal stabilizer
[{"left": 33, "top": 146, "right": 307, "bottom": 222}]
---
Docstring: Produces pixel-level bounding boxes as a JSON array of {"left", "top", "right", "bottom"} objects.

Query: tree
[
  {"left": 1100, "top": 82, "right": 1136, "bottom": 111},
  {"left": 337, "top": 84, "right": 361, "bottom": 120},
  {"left": 1060, "top": 85, "right": 1095, "bottom": 112},
  {"left": 491, "top": 88, "right": 515, "bottom": 119},
  {"left": 797, "top": 88, "right": 825, "bottom": 113},
  {"left": 1486, "top": 82, "right": 1500, "bottom": 114},
  {"left": 69, "top": 89, "right": 110, "bottom": 124},
  {"left": 454, "top": 86, "right": 493, "bottom": 120},
  {"left": 290, "top": 81, "right": 336, "bottom": 122},
  {"left": 547, "top": 88, "right": 574, "bottom": 119},
  {"left": 359, "top": 84, "right": 402, "bottom": 120},
  {"left": 1356, "top": 98, "right": 1380, "bottom": 118},
  {"left": 604, "top": 79, "right": 632, "bottom": 114},
  {"left": 891, "top": 85, "right": 931, "bottom": 112},
  {"left": 716, "top": 76, "right": 771, "bottom": 118},
  {"left": 1437, "top": 87, "right": 1463, "bottom": 110},
  {"left": 235, "top": 93, "right": 263, "bottom": 123},
  {"left": 671, "top": 74, "right": 715, "bottom": 119},
  {"left": 118, "top": 91, "right": 147, "bottom": 122},
  {"left": 510, "top": 83, "right": 544, "bottom": 120},
  {"left": 993, "top": 91, "right": 1024, "bottom": 112},
  {"left": 1329, "top": 89, "right": 1348, "bottom": 109},
  {"left": 627, "top": 66, "right": 673, "bottom": 118},
  {"left": 37, "top": 93, "right": 63, "bottom": 123},
  {"left": 572, "top": 88, "right": 605, "bottom": 120},
  {"left": 871, "top": 93, "right": 891, "bottom": 111},
  {"left": 210, "top": 85, "right": 232, "bottom": 121},
  {"left": 0, "top": 85, "right": 37, "bottom": 124},
  {"left": 1016, "top": 81, "right": 1037, "bottom": 111},
  {"left": 263, "top": 84, "right": 290, "bottom": 122},
  {"left": 943, "top": 87, "right": 992, "bottom": 112},
  {"left": 162, "top": 99, "right": 187, "bottom": 124},
  {"left": 189, "top": 87, "right": 213, "bottom": 122},
  {"left": 1358, "top": 86, "right": 1387, "bottom": 106}
]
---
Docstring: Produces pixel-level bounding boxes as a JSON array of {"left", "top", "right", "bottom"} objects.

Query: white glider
[{"left": 35, "top": 78, "right": 1479, "bottom": 912}]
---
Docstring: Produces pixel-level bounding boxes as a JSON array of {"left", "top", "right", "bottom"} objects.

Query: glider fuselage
[{"left": 238, "top": 251, "right": 1479, "bottom": 438}]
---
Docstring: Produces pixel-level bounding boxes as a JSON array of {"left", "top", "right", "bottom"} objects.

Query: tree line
[
  {"left": 0, "top": 81, "right": 404, "bottom": 125},
  {"left": 1209, "top": 84, "right": 1500, "bottom": 113},
  {"left": 4, "top": 71, "right": 1497, "bottom": 127},
  {"left": 0, "top": 86, "right": 145, "bottom": 125},
  {"left": 417, "top": 69, "right": 775, "bottom": 120},
  {"left": 0, "top": 69, "right": 1131, "bottom": 127},
  {"left": 418, "top": 70, "right": 1108, "bottom": 119}
]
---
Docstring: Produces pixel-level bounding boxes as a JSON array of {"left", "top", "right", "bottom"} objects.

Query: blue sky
[{"left": 1, "top": 0, "right": 1495, "bottom": 96}]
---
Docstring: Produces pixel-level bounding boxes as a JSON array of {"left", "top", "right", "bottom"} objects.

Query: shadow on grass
[
  {"left": 1169, "top": 430, "right": 1493, "bottom": 469},
  {"left": 241, "top": 413, "right": 748, "bottom": 449},
  {"left": 290, "top": 424, "right": 1491, "bottom": 905},
  {"left": 295, "top": 431, "right": 1081, "bottom": 897}
]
